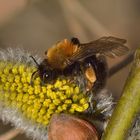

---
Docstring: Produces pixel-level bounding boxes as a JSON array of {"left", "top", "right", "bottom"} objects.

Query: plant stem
[
  {"left": 109, "top": 51, "right": 134, "bottom": 77},
  {"left": 0, "top": 128, "right": 22, "bottom": 140},
  {"left": 102, "top": 48, "right": 140, "bottom": 140}
]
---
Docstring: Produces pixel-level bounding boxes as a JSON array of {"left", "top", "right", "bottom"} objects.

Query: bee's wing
[{"left": 66, "top": 36, "right": 129, "bottom": 64}]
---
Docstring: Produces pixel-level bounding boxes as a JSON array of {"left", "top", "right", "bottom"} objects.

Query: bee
[{"left": 30, "top": 36, "right": 128, "bottom": 92}]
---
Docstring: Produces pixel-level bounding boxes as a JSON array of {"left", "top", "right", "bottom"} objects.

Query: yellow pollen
[{"left": 0, "top": 61, "right": 89, "bottom": 126}]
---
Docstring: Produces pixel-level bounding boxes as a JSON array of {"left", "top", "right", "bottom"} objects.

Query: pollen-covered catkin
[
  {"left": 0, "top": 48, "right": 115, "bottom": 140},
  {"left": 0, "top": 61, "right": 89, "bottom": 126}
]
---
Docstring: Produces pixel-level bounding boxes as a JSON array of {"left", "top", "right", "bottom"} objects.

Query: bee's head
[
  {"left": 30, "top": 56, "right": 57, "bottom": 85},
  {"left": 39, "top": 62, "right": 56, "bottom": 83}
]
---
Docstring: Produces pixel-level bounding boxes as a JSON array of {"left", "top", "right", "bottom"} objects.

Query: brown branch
[
  {"left": 0, "top": 128, "right": 22, "bottom": 140},
  {"left": 109, "top": 51, "right": 134, "bottom": 77},
  {"left": 59, "top": 0, "right": 89, "bottom": 40},
  {"left": 59, "top": 0, "right": 111, "bottom": 37}
]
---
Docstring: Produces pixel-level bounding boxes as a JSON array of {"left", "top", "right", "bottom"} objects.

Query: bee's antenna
[{"left": 30, "top": 55, "right": 39, "bottom": 67}]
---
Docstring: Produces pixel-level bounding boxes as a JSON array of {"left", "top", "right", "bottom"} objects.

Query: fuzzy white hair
[
  {"left": 127, "top": 116, "right": 140, "bottom": 140},
  {"left": 0, "top": 47, "right": 42, "bottom": 65}
]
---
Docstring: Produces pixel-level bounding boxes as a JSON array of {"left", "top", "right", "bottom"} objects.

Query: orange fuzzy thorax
[{"left": 46, "top": 39, "right": 78, "bottom": 69}]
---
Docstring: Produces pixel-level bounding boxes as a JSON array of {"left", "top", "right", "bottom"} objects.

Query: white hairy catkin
[{"left": 0, "top": 48, "right": 117, "bottom": 140}]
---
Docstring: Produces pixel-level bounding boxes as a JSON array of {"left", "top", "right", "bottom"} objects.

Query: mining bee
[{"left": 30, "top": 36, "right": 128, "bottom": 92}]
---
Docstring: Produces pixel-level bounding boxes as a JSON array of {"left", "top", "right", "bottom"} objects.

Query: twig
[
  {"left": 59, "top": 0, "right": 111, "bottom": 37},
  {"left": 0, "top": 128, "right": 22, "bottom": 140},
  {"left": 59, "top": 0, "right": 89, "bottom": 40},
  {"left": 102, "top": 48, "right": 140, "bottom": 140},
  {"left": 109, "top": 51, "right": 134, "bottom": 77}
]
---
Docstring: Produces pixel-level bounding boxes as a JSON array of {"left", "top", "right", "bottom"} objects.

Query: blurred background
[{"left": 0, "top": 0, "right": 139, "bottom": 139}]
